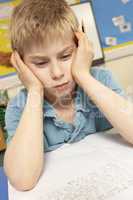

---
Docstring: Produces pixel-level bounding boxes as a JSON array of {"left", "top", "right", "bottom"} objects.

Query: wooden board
[{"left": 0, "top": 127, "right": 6, "bottom": 151}]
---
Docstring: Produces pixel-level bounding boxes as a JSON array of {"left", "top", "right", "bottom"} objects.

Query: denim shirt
[{"left": 5, "top": 67, "right": 125, "bottom": 152}]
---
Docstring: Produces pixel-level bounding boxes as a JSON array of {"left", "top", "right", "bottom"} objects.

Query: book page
[{"left": 8, "top": 131, "right": 133, "bottom": 200}]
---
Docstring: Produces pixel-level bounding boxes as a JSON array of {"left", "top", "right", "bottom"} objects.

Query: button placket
[{"left": 68, "top": 112, "right": 86, "bottom": 143}]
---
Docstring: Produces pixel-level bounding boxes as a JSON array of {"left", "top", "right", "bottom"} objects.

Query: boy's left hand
[{"left": 71, "top": 31, "right": 94, "bottom": 83}]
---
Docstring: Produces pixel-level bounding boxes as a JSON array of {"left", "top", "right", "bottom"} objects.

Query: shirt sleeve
[
  {"left": 90, "top": 66, "right": 126, "bottom": 132},
  {"left": 5, "top": 90, "right": 26, "bottom": 145}
]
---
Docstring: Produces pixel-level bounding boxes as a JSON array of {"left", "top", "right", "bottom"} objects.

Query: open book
[{"left": 8, "top": 129, "right": 133, "bottom": 200}]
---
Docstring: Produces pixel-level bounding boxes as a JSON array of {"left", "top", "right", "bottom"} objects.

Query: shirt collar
[
  {"left": 43, "top": 99, "right": 56, "bottom": 118},
  {"left": 43, "top": 84, "right": 92, "bottom": 118},
  {"left": 22, "top": 86, "right": 94, "bottom": 118}
]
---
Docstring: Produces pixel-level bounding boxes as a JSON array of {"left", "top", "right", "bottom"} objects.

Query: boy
[{"left": 3, "top": 0, "right": 133, "bottom": 192}]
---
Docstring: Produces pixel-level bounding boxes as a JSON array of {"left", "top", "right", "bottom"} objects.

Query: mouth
[
  {"left": 54, "top": 82, "right": 70, "bottom": 90},
  {"left": 54, "top": 82, "right": 69, "bottom": 88}
]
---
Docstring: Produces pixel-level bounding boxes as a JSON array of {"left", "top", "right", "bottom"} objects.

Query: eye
[
  {"left": 34, "top": 61, "right": 48, "bottom": 66},
  {"left": 61, "top": 54, "right": 72, "bottom": 60}
]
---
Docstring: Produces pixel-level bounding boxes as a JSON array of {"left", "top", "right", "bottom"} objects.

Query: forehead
[{"left": 24, "top": 31, "right": 75, "bottom": 58}]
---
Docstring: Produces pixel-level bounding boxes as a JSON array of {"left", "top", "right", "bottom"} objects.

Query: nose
[{"left": 50, "top": 61, "right": 64, "bottom": 80}]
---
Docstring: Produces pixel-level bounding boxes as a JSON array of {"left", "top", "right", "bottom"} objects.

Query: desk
[
  {"left": 8, "top": 130, "right": 133, "bottom": 200},
  {"left": 0, "top": 167, "right": 8, "bottom": 200}
]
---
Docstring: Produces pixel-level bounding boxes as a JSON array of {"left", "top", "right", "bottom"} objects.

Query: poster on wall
[{"left": 92, "top": 0, "right": 133, "bottom": 61}]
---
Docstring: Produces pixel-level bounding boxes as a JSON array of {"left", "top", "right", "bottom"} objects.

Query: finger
[
  {"left": 14, "top": 51, "right": 31, "bottom": 75},
  {"left": 15, "top": 52, "right": 35, "bottom": 79},
  {"left": 74, "top": 31, "right": 87, "bottom": 52},
  {"left": 79, "top": 32, "right": 93, "bottom": 51},
  {"left": 14, "top": 51, "right": 42, "bottom": 82},
  {"left": 75, "top": 31, "right": 93, "bottom": 57},
  {"left": 74, "top": 31, "right": 85, "bottom": 46},
  {"left": 84, "top": 37, "right": 94, "bottom": 57},
  {"left": 10, "top": 52, "right": 21, "bottom": 73},
  {"left": 75, "top": 32, "right": 94, "bottom": 60},
  {"left": 84, "top": 36, "right": 93, "bottom": 50},
  {"left": 78, "top": 24, "right": 82, "bottom": 33},
  {"left": 75, "top": 31, "right": 85, "bottom": 39}
]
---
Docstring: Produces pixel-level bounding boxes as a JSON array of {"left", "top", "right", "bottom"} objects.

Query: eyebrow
[{"left": 29, "top": 45, "right": 75, "bottom": 60}]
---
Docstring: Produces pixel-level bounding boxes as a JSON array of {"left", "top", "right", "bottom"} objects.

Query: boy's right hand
[{"left": 11, "top": 51, "right": 44, "bottom": 92}]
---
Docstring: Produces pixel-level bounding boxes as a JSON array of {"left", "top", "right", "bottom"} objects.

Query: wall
[{"left": 105, "top": 55, "right": 133, "bottom": 92}]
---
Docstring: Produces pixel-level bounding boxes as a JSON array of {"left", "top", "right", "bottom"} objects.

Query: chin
[
  {"left": 57, "top": 84, "right": 76, "bottom": 98},
  {"left": 45, "top": 81, "right": 76, "bottom": 100}
]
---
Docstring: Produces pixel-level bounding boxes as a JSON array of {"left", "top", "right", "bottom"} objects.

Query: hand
[
  {"left": 71, "top": 31, "right": 94, "bottom": 82},
  {"left": 10, "top": 51, "right": 44, "bottom": 92}
]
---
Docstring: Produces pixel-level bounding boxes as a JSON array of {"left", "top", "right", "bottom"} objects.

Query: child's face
[{"left": 23, "top": 34, "right": 77, "bottom": 104}]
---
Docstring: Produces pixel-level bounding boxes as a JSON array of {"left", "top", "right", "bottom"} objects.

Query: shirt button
[
  {"left": 64, "top": 137, "right": 69, "bottom": 143},
  {"left": 67, "top": 128, "right": 71, "bottom": 132}
]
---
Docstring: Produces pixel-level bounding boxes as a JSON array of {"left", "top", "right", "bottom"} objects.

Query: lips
[{"left": 54, "top": 82, "right": 69, "bottom": 88}]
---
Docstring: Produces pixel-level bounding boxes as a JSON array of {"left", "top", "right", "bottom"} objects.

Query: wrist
[
  {"left": 27, "top": 89, "right": 44, "bottom": 110},
  {"left": 75, "top": 72, "right": 92, "bottom": 87},
  {"left": 28, "top": 88, "right": 44, "bottom": 103},
  {"left": 28, "top": 87, "right": 44, "bottom": 96}
]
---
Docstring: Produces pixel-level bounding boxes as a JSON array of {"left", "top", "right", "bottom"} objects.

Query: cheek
[
  {"left": 63, "top": 58, "right": 73, "bottom": 76},
  {"left": 30, "top": 66, "right": 52, "bottom": 86},
  {"left": 27, "top": 64, "right": 38, "bottom": 75},
  {"left": 37, "top": 70, "right": 51, "bottom": 86}
]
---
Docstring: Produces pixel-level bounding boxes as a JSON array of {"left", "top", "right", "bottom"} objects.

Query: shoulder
[
  {"left": 5, "top": 88, "right": 28, "bottom": 144},
  {"left": 90, "top": 66, "right": 125, "bottom": 96},
  {"left": 5, "top": 88, "right": 27, "bottom": 116},
  {"left": 90, "top": 66, "right": 114, "bottom": 84},
  {"left": 78, "top": 66, "right": 125, "bottom": 107}
]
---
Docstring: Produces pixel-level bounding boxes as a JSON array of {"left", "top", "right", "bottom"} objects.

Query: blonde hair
[{"left": 10, "top": 0, "right": 79, "bottom": 57}]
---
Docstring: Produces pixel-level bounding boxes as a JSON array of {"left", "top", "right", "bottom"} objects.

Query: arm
[
  {"left": 78, "top": 73, "right": 133, "bottom": 144},
  {"left": 72, "top": 31, "right": 133, "bottom": 145},
  {"left": 4, "top": 52, "right": 44, "bottom": 191},
  {"left": 4, "top": 88, "right": 44, "bottom": 191}
]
